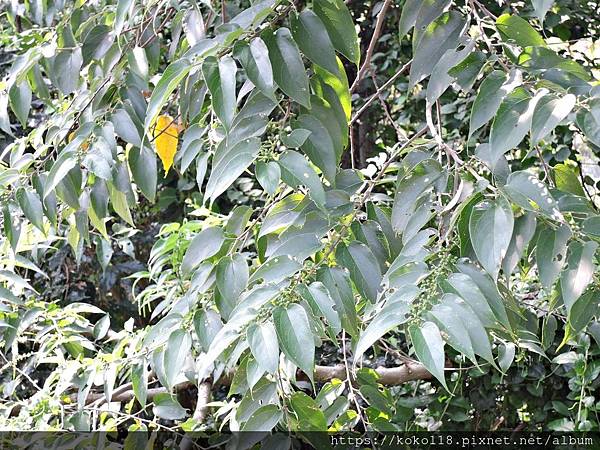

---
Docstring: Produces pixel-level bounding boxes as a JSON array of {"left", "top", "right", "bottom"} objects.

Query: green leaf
[
  {"left": 428, "top": 301, "right": 476, "bottom": 364},
  {"left": 531, "top": 93, "right": 575, "bottom": 144},
  {"left": 16, "top": 188, "right": 44, "bottom": 232},
  {"left": 165, "top": 330, "right": 191, "bottom": 389},
  {"left": 202, "top": 55, "right": 237, "bottom": 130},
  {"left": 216, "top": 254, "right": 249, "bottom": 314},
  {"left": 281, "top": 128, "right": 311, "bottom": 148},
  {"left": 391, "top": 159, "right": 442, "bottom": 234},
  {"left": 448, "top": 273, "right": 496, "bottom": 328},
  {"left": 426, "top": 40, "right": 475, "bottom": 105},
  {"left": 249, "top": 255, "right": 302, "bottom": 284},
  {"left": 468, "top": 197, "right": 514, "bottom": 280},
  {"left": 56, "top": 165, "right": 83, "bottom": 210},
  {"left": 44, "top": 151, "right": 77, "bottom": 200},
  {"left": 568, "top": 288, "right": 599, "bottom": 333},
  {"left": 317, "top": 267, "right": 359, "bottom": 337},
  {"left": 111, "top": 109, "right": 142, "bottom": 147},
  {"left": 496, "top": 14, "right": 546, "bottom": 47},
  {"left": 554, "top": 163, "right": 586, "bottom": 197},
  {"left": 314, "top": 57, "right": 351, "bottom": 122},
  {"left": 313, "top": 0, "right": 360, "bottom": 65},
  {"left": 144, "top": 59, "right": 191, "bottom": 132},
  {"left": 518, "top": 47, "right": 590, "bottom": 81},
  {"left": 256, "top": 161, "right": 281, "bottom": 196},
  {"left": 153, "top": 393, "right": 187, "bottom": 420},
  {"left": 398, "top": 0, "right": 421, "bottom": 39},
  {"left": 336, "top": 241, "right": 382, "bottom": 302},
  {"left": 469, "top": 70, "right": 522, "bottom": 136},
  {"left": 115, "top": 0, "right": 135, "bottom": 34},
  {"left": 352, "top": 220, "right": 390, "bottom": 271},
  {"left": 444, "top": 294, "right": 495, "bottom": 366},
  {"left": 577, "top": 102, "right": 600, "bottom": 147},
  {"left": 226, "top": 205, "right": 253, "bottom": 235},
  {"left": 82, "top": 25, "right": 115, "bottom": 64},
  {"left": 247, "top": 322, "right": 279, "bottom": 374},
  {"left": 536, "top": 224, "right": 571, "bottom": 290},
  {"left": 498, "top": 342, "right": 516, "bottom": 372},
  {"left": 291, "top": 10, "right": 339, "bottom": 76},
  {"left": 290, "top": 392, "right": 328, "bottom": 431},
  {"left": 532, "top": 0, "right": 554, "bottom": 25},
  {"left": 489, "top": 89, "right": 537, "bottom": 161},
  {"left": 504, "top": 171, "right": 561, "bottom": 219},
  {"left": 178, "top": 125, "right": 206, "bottom": 173},
  {"left": 93, "top": 314, "right": 110, "bottom": 340},
  {"left": 233, "top": 38, "right": 276, "bottom": 100},
  {"left": 266, "top": 215, "right": 326, "bottom": 261},
  {"left": 132, "top": 362, "right": 148, "bottom": 407},
  {"left": 194, "top": 309, "right": 223, "bottom": 352},
  {"left": 561, "top": 241, "right": 598, "bottom": 313},
  {"left": 294, "top": 114, "right": 337, "bottom": 183},
  {"left": 448, "top": 51, "right": 487, "bottom": 91},
  {"left": 205, "top": 137, "right": 261, "bottom": 203},
  {"left": 412, "top": 0, "right": 452, "bottom": 41},
  {"left": 9, "top": 80, "right": 31, "bottom": 128},
  {"left": 299, "top": 282, "right": 342, "bottom": 337},
  {"left": 129, "top": 146, "right": 157, "bottom": 202},
  {"left": 241, "top": 404, "right": 282, "bottom": 431},
  {"left": 409, "top": 11, "right": 466, "bottom": 88},
  {"left": 278, "top": 150, "right": 326, "bottom": 208},
  {"left": 353, "top": 287, "right": 417, "bottom": 360},
  {"left": 263, "top": 28, "right": 310, "bottom": 108},
  {"left": 0, "top": 92, "right": 12, "bottom": 136},
  {"left": 582, "top": 216, "right": 600, "bottom": 239},
  {"left": 409, "top": 321, "right": 447, "bottom": 390},
  {"left": 273, "top": 303, "right": 315, "bottom": 379},
  {"left": 502, "top": 212, "right": 537, "bottom": 276},
  {"left": 108, "top": 182, "right": 134, "bottom": 226},
  {"left": 181, "top": 227, "right": 224, "bottom": 276},
  {"left": 82, "top": 139, "right": 113, "bottom": 181},
  {"left": 2, "top": 206, "right": 19, "bottom": 252},
  {"left": 305, "top": 95, "right": 345, "bottom": 160},
  {"left": 49, "top": 48, "right": 83, "bottom": 95}
]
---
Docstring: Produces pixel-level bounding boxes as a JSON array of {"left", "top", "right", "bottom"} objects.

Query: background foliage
[{"left": 1, "top": 0, "right": 600, "bottom": 443}]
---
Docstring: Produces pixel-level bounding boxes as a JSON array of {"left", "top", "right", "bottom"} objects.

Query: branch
[
  {"left": 351, "top": 0, "right": 393, "bottom": 93},
  {"left": 180, "top": 381, "right": 212, "bottom": 450},
  {"left": 66, "top": 361, "right": 432, "bottom": 413},
  {"left": 350, "top": 59, "right": 412, "bottom": 126},
  {"left": 314, "top": 362, "right": 432, "bottom": 385},
  {"left": 81, "top": 381, "right": 195, "bottom": 405}
]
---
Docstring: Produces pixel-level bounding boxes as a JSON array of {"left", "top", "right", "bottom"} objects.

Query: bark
[{"left": 313, "top": 362, "right": 432, "bottom": 385}]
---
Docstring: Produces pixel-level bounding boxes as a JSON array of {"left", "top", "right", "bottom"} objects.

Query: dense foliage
[{"left": 1, "top": 0, "right": 600, "bottom": 442}]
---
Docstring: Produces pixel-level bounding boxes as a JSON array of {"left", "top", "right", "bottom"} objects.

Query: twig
[
  {"left": 350, "top": 60, "right": 412, "bottom": 126},
  {"left": 350, "top": 0, "right": 393, "bottom": 93},
  {"left": 369, "top": 68, "right": 407, "bottom": 142},
  {"left": 341, "top": 330, "right": 367, "bottom": 428},
  {"left": 469, "top": 0, "right": 510, "bottom": 72}
]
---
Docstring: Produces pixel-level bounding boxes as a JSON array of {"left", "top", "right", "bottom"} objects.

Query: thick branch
[
  {"left": 81, "top": 362, "right": 431, "bottom": 407},
  {"left": 313, "top": 363, "right": 432, "bottom": 385},
  {"left": 180, "top": 381, "right": 212, "bottom": 450}
]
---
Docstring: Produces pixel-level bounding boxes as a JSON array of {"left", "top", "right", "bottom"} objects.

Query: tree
[{"left": 1, "top": 0, "right": 600, "bottom": 440}]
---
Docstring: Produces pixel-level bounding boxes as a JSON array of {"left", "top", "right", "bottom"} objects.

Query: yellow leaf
[{"left": 153, "top": 114, "right": 179, "bottom": 174}]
